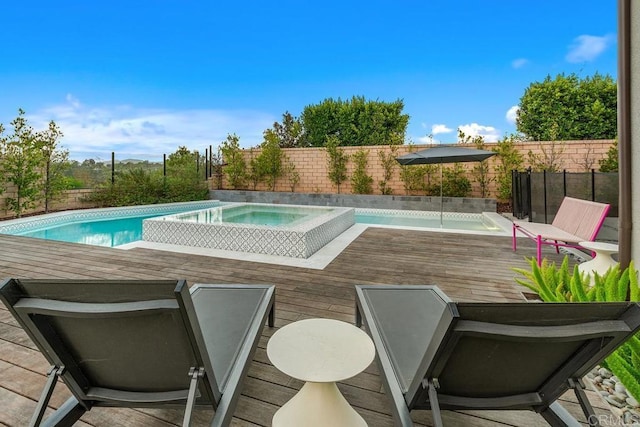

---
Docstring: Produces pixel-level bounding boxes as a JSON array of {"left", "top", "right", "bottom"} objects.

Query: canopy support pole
[{"left": 440, "top": 163, "right": 443, "bottom": 228}]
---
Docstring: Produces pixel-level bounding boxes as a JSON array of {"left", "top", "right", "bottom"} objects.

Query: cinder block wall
[{"left": 218, "top": 140, "right": 614, "bottom": 198}]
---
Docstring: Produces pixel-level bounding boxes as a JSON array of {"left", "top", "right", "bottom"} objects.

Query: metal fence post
[{"left": 543, "top": 170, "right": 548, "bottom": 224}]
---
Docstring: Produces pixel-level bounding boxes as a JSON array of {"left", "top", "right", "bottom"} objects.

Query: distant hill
[{"left": 116, "top": 159, "right": 162, "bottom": 164}]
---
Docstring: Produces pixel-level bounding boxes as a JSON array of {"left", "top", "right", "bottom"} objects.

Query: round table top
[
  {"left": 267, "top": 318, "right": 375, "bottom": 383},
  {"left": 579, "top": 241, "right": 619, "bottom": 253}
]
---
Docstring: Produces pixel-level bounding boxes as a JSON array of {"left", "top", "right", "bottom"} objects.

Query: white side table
[
  {"left": 578, "top": 241, "right": 619, "bottom": 276},
  {"left": 267, "top": 318, "right": 375, "bottom": 427}
]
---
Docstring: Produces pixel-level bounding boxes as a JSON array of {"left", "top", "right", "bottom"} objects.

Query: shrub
[
  {"left": 513, "top": 256, "right": 640, "bottom": 400},
  {"left": 351, "top": 148, "right": 373, "bottom": 194}
]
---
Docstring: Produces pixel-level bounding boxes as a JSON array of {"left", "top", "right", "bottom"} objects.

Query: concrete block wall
[{"left": 218, "top": 140, "right": 614, "bottom": 199}]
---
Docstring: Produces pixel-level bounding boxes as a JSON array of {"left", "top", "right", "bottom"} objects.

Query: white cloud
[
  {"left": 457, "top": 123, "right": 501, "bottom": 142},
  {"left": 511, "top": 58, "right": 529, "bottom": 69},
  {"left": 417, "top": 135, "right": 437, "bottom": 144},
  {"left": 27, "top": 95, "right": 275, "bottom": 160},
  {"left": 505, "top": 106, "right": 519, "bottom": 124},
  {"left": 565, "top": 34, "right": 614, "bottom": 63},
  {"left": 431, "top": 124, "right": 453, "bottom": 135}
]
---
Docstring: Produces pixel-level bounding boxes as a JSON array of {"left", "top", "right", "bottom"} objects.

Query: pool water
[
  {"left": 1, "top": 204, "right": 504, "bottom": 248},
  {"left": 17, "top": 215, "right": 157, "bottom": 247},
  {"left": 355, "top": 213, "right": 498, "bottom": 231},
  {"left": 172, "top": 205, "right": 333, "bottom": 227}
]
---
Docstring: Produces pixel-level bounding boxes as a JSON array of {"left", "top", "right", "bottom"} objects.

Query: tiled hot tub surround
[{"left": 143, "top": 203, "right": 355, "bottom": 258}]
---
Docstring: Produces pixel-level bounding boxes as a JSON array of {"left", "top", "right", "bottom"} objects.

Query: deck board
[{"left": 0, "top": 228, "right": 613, "bottom": 426}]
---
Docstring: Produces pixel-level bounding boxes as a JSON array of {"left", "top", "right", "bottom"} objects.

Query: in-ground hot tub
[{"left": 142, "top": 203, "right": 355, "bottom": 258}]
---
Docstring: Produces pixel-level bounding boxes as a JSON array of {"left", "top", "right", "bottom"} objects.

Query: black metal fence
[{"left": 512, "top": 169, "right": 618, "bottom": 223}]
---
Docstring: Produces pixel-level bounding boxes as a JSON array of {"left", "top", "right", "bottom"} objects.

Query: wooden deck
[{"left": 0, "top": 228, "right": 612, "bottom": 426}]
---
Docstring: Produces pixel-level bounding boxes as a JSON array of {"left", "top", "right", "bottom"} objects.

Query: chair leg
[
  {"left": 427, "top": 379, "right": 444, "bottom": 427},
  {"left": 30, "top": 366, "right": 64, "bottom": 427},
  {"left": 268, "top": 301, "right": 275, "bottom": 327},
  {"left": 537, "top": 236, "right": 543, "bottom": 266},
  {"left": 183, "top": 367, "right": 204, "bottom": 427},
  {"left": 40, "top": 397, "right": 86, "bottom": 427},
  {"left": 540, "top": 402, "right": 583, "bottom": 427},
  {"left": 355, "top": 304, "right": 362, "bottom": 328},
  {"left": 569, "top": 378, "right": 600, "bottom": 426},
  {"left": 555, "top": 241, "right": 560, "bottom": 254},
  {"left": 512, "top": 224, "right": 517, "bottom": 251}
]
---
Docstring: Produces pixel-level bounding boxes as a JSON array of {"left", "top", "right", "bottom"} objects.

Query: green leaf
[
  {"left": 570, "top": 265, "right": 588, "bottom": 302},
  {"left": 630, "top": 260, "right": 639, "bottom": 302}
]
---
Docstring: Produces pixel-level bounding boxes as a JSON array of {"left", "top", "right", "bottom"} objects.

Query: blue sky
[{"left": 0, "top": 1, "right": 617, "bottom": 161}]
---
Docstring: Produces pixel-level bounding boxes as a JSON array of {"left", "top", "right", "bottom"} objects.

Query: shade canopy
[
  {"left": 395, "top": 145, "right": 497, "bottom": 227},
  {"left": 396, "top": 145, "right": 496, "bottom": 166}
]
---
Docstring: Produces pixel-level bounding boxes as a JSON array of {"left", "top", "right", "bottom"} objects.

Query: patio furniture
[
  {"left": 512, "top": 196, "right": 610, "bottom": 265},
  {"left": 578, "top": 241, "right": 619, "bottom": 276},
  {"left": 267, "top": 318, "right": 375, "bottom": 426},
  {"left": 354, "top": 284, "right": 640, "bottom": 427},
  {"left": 0, "top": 279, "right": 276, "bottom": 427}
]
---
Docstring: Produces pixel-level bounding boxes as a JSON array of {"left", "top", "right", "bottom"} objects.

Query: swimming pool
[
  {"left": 0, "top": 201, "right": 222, "bottom": 247},
  {"left": 0, "top": 203, "right": 511, "bottom": 250}
]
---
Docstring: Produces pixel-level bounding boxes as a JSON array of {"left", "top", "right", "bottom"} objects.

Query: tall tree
[
  {"left": 257, "top": 131, "right": 284, "bottom": 191},
  {"left": 267, "top": 111, "right": 308, "bottom": 148},
  {"left": 302, "top": 96, "right": 409, "bottom": 146},
  {"left": 0, "top": 109, "right": 43, "bottom": 217},
  {"left": 39, "top": 120, "right": 69, "bottom": 213},
  {"left": 516, "top": 73, "right": 617, "bottom": 140},
  {"left": 220, "top": 133, "right": 246, "bottom": 189},
  {"left": 325, "top": 135, "right": 349, "bottom": 193}
]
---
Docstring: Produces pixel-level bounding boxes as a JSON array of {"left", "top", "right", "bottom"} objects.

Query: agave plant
[{"left": 513, "top": 256, "right": 640, "bottom": 400}]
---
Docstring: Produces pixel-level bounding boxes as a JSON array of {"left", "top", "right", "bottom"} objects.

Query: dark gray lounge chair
[
  {"left": 0, "top": 279, "right": 275, "bottom": 427},
  {"left": 354, "top": 284, "right": 640, "bottom": 427}
]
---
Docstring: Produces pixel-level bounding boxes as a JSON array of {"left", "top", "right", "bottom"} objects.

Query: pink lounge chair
[{"left": 512, "top": 196, "right": 610, "bottom": 265}]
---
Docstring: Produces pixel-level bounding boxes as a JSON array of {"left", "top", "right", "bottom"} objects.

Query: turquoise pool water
[
  {"left": 172, "top": 205, "right": 334, "bottom": 226},
  {"left": 17, "top": 215, "right": 157, "bottom": 247},
  {"left": 0, "top": 204, "right": 502, "bottom": 248},
  {"left": 355, "top": 213, "right": 496, "bottom": 231}
]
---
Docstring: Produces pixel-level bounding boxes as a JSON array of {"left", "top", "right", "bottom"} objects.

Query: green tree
[
  {"left": 267, "top": 111, "right": 308, "bottom": 148},
  {"left": 458, "top": 130, "right": 492, "bottom": 197},
  {"left": 220, "top": 133, "right": 246, "bottom": 189},
  {"left": 0, "top": 109, "right": 44, "bottom": 217},
  {"left": 247, "top": 149, "right": 265, "bottom": 190},
  {"left": 400, "top": 165, "right": 428, "bottom": 195},
  {"left": 378, "top": 145, "right": 398, "bottom": 195},
  {"left": 599, "top": 139, "right": 618, "bottom": 172},
  {"left": 351, "top": 148, "right": 373, "bottom": 194},
  {"left": 428, "top": 164, "right": 471, "bottom": 197},
  {"left": 164, "top": 146, "right": 207, "bottom": 201},
  {"left": 516, "top": 72, "right": 617, "bottom": 140},
  {"left": 39, "top": 120, "right": 69, "bottom": 213},
  {"left": 492, "top": 134, "right": 524, "bottom": 201},
  {"left": 325, "top": 135, "right": 349, "bottom": 193},
  {"left": 283, "top": 156, "right": 300, "bottom": 192},
  {"left": 302, "top": 96, "right": 409, "bottom": 146},
  {"left": 0, "top": 123, "right": 5, "bottom": 197},
  {"left": 256, "top": 132, "right": 284, "bottom": 191}
]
